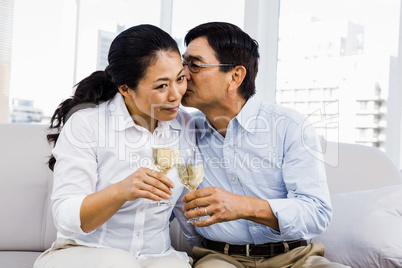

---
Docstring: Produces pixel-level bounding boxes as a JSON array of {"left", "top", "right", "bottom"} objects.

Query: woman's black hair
[{"left": 47, "top": 24, "right": 180, "bottom": 170}]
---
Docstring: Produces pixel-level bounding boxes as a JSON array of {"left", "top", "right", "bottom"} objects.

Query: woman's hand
[
  {"left": 119, "top": 167, "right": 174, "bottom": 202},
  {"left": 81, "top": 167, "right": 174, "bottom": 233}
]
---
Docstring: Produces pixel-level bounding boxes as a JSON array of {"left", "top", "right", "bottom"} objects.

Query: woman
[{"left": 34, "top": 24, "right": 198, "bottom": 268}]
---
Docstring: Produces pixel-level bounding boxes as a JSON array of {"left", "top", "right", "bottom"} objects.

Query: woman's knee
[
  {"left": 34, "top": 247, "right": 140, "bottom": 268},
  {"left": 141, "top": 256, "right": 191, "bottom": 268},
  {"left": 94, "top": 248, "right": 141, "bottom": 268}
]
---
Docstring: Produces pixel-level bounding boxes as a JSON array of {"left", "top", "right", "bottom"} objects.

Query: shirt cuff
[
  {"left": 56, "top": 195, "right": 87, "bottom": 237},
  {"left": 183, "top": 232, "right": 204, "bottom": 248},
  {"left": 267, "top": 198, "right": 306, "bottom": 240}
]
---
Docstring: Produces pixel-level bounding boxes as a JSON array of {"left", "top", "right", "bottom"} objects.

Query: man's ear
[
  {"left": 118, "top": 85, "right": 130, "bottom": 97},
  {"left": 228, "top": 65, "right": 247, "bottom": 92}
]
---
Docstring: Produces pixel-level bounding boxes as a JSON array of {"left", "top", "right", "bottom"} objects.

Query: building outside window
[{"left": 277, "top": 0, "right": 399, "bottom": 153}]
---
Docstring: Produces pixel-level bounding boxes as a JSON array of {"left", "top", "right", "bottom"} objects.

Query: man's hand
[
  {"left": 181, "top": 186, "right": 279, "bottom": 230},
  {"left": 181, "top": 186, "right": 247, "bottom": 227}
]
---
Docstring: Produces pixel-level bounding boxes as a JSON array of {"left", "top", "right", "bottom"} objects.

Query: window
[
  {"left": 4, "top": 0, "right": 162, "bottom": 124},
  {"left": 2, "top": 0, "right": 402, "bottom": 167},
  {"left": 3, "top": 0, "right": 244, "bottom": 122},
  {"left": 277, "top": 0, "right": 400, "bottom": 155}
]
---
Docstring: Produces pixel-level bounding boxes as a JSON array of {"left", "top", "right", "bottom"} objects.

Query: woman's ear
[
  {"left": 228, "top": 65, "right": 247, "bottom": 92},
  {"left": 118, "top": 85, "right": 130, "bottom": 97}
]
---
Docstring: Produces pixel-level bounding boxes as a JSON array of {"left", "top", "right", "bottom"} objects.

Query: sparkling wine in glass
[
  {"left": 177, "top": 149, "right": 210, "bottom": 223},
  {"left": 150, "top": 130, "right": 180, "bottom": 206},
  {"left": 152, "top": 148, "right": 179, "bottom": 175}
]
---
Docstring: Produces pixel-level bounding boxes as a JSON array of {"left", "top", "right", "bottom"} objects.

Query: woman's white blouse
[{"left": 51, "top": 94, "right": 197, "bottom": 262}]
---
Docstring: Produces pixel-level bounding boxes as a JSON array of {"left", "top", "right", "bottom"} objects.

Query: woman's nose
[{"left": 169, "top": 84, "right": 184, "bottom": 102}]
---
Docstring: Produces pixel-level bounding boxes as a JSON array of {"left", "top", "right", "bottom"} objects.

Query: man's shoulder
[
  {"left": 257, "top": 101, "right": 308, "bottom": 125},
  {"left": 189, "top": 110, "right": 207, "bottom": 128}
]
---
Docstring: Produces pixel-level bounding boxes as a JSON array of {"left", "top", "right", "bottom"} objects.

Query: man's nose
[{"left": 183, "top": 65, "right": 192, "bottom": 80}]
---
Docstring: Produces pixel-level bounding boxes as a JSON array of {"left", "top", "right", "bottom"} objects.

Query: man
[{"left": 180, "top": 22, "right": 349, "bottom": 268}]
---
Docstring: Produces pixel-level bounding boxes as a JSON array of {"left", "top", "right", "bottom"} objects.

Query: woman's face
[{"left": 120, "top": 50, "right": 186, "bottom": 131}]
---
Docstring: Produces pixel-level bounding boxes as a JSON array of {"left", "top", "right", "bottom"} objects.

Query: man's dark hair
[{"left": 185, "top": 22, "right": 259, "bottom": 100}]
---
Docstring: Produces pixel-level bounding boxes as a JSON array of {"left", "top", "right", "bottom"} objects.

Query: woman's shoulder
[
  {"left": 67, "top": 103, "right": 99, "bottom": 120},
  {"left": 62, "top": 104, "right": 101, "bottom": 134}
]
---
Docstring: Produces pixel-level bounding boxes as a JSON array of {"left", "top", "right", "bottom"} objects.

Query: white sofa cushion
[
  {"left": 312, "top": 184, "right": 402, "bottom": 268},
  {"left": 321, "top": 141, "right": 402, "bottom": 194},
  {"left": 0, "top": 252, "right": 42, "bottom": 268},
  {"left": 0, "top": 124, "right": 56, "bottom": 251}
]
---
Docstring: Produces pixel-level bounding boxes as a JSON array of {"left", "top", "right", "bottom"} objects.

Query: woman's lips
[{"left": 162, "top": 105, "right": 180, "bottom": 112}]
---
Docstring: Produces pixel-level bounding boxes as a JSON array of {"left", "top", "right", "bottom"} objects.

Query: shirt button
[
  {"left": 231, "top": 177, "right": 237, "bottom": 182},
  {"left": 252, "top": 226, "right": 258, "bottom": 232},
  {"left": 241, "top": 129, "right": 246, "bottom": 133},
  {"left": 137, "top": 231, "right": 141, "bottom": 236},
  {"left": 226, "top": 146, "right": 231, "bottom": 151}
]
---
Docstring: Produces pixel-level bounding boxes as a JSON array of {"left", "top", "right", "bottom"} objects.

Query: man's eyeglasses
[{"left": 182, "top": 60, "right": 234, "bottom": 73}]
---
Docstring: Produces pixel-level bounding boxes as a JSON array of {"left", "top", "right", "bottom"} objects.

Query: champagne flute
[
  {"left": 150, "top": 130, "right": 180, "bottom": 206},
  {"left": 177, "top": 149, "right": 210, "bottom": 223}
]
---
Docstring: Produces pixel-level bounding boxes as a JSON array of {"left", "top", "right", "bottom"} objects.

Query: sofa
[
  {"left": 1, "top": 123, "right": 401, "bottom": 268},
  {"left": 312, "top": 141, "right": 402, "bottom": 267}
]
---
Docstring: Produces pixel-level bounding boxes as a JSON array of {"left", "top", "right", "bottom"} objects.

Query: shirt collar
[
  {"left": 197, "top": 96, "right": 260, "bottom": 138},
  {"left": 156, "top": 116, "right": 182, "bottom": 131},
  {"left": 203, "top": 116, "right": 216, "bottom": 139},
  {"left": 235, "top": 96, "right": 260, "bottom": 134},
  {"left": 195, "top": 112, "right": 213, "bottom": 139},
  {"left": 109, "top": 93, "right": 182, "bottom": 132}
]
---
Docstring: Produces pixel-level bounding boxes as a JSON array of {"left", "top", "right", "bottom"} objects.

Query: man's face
[{"left": 182, "top": 36, "right": 230, "bottom": 111}]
